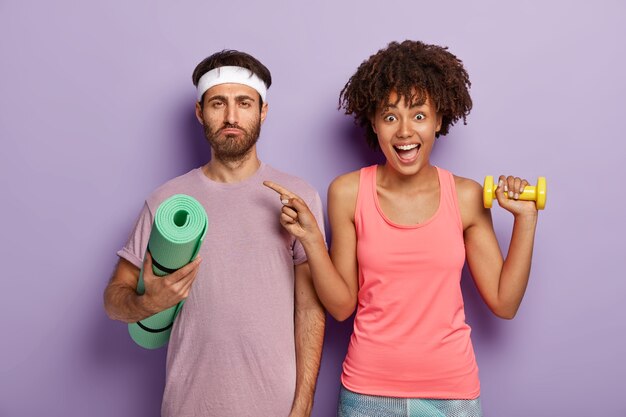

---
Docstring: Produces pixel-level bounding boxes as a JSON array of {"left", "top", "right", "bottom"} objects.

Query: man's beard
[{"left": 203, "top": 118, "right": 261, "bottom": 163}]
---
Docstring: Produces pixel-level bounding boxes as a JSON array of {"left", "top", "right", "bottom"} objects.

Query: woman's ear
[{"left": 371, "top": 118, "right": 378, "bottom": 134}]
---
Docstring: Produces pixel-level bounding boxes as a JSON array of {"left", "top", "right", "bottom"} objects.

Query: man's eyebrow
[
  {"left": 235, "top": 95, "right": 256, "bottom": 102},
  {"left": 206, "top": 94, "right": 257, "bottom": 102},
  {"left": 207, "top": 94, "right": 227, "bottom": 102}
]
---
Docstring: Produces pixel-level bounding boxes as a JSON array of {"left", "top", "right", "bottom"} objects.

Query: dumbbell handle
[
  {"left": 483, "top": 176, "right": 547, "bottom": 210},
  {"left": 485, "top": 184, "right": 539, "bottom": 200}
]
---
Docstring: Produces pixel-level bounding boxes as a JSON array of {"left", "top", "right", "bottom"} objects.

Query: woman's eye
[
  {"left": 384, "top": 115, "right": 397, "bottom": 122},
  {"left": 415, "top": 113, "right": 425, "bottom": 120}
]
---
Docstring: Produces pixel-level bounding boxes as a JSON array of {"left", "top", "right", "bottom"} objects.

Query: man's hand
[{"left": 141, "top": 252, "right": 202, "bottom": 313}]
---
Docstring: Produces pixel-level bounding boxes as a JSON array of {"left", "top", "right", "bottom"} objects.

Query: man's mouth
[
  {"left": 393, "top": 143, "right": 421, "bottom": 162},
  {"left": 220, "top": 127, "right": 244, "bottom": 136}
]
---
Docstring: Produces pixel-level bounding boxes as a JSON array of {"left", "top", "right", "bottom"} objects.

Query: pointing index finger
[{"left": 263, "top": 181, "right": 298, "bottom": 199}]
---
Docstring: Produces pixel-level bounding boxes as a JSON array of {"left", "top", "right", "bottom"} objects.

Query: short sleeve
[
  {"left": 116, "top": 202, "right": 154, "bottom": 268},
  {"left": 293, "top": 192, "right": 326, "bottom": 265}
]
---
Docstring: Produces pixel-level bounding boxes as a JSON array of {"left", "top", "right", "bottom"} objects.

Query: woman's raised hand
[{"left": 263, "top": 181, "right": 322, "bottom": 243}]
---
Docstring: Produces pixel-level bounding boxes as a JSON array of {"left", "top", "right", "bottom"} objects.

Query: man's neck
[{"left": 202, "top": 150, "right": 261, "bottom": 183}]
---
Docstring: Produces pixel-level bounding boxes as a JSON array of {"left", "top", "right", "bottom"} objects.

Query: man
[{"left": 104, "top": 50, "right": 326, "bottom": 417}]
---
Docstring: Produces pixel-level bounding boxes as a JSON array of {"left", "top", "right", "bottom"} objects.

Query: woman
[{"left": 265, "top": 40, "right": 539, "bottom": 417}]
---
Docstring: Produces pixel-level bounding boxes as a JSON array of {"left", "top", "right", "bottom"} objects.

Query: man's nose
[{"left": 224, "top": 105, "right": 238, "bottom": 125}]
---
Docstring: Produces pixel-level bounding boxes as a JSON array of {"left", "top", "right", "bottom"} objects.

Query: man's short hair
[{"left": 192, "top": 50, "right": 272, "bottom": 107}]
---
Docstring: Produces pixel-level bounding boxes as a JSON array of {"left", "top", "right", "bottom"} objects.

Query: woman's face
[{"left": 371, "top": 91, "right": 442, "bottom": 177}]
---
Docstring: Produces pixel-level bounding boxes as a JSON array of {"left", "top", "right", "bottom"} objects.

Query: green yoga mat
[{"left": 128, "top": 194, "right": 208, "bottom": 349}]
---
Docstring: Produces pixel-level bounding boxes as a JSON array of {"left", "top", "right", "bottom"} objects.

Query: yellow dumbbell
[{"left": 483, "top": 176, "right": 547, "bottom": 210}]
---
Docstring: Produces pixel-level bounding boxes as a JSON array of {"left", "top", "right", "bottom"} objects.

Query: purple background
[{"left": 1, "top": 1, "right": 625, "bottom": 416}]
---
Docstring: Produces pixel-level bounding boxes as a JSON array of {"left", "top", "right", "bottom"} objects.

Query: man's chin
[
  {"left": 212, "top": 144, "right": 257, "bottom": 162},
  {"left": 224, "top": 133, "right": 243, "bottom": 140},
  {"left": 216, "top": 154, "right": 251, "bottom": 163}
]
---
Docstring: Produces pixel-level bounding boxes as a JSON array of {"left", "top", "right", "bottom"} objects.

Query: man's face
[{"left": 195, "top": 83, "right": 268, "bottom": 162}]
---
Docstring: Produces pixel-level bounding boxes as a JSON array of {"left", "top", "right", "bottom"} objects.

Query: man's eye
[
  {"left": 240, "top": 101, "right": 251, "bottom": 108},
  {"left": 415, "top": 113, "right": 425, "bottom": 120},
  {"left": 384, "top": 115, "right": 396, "bottom": 122},
  {"left": 212, "top": 102, "right": 224, "bottom": 108}
]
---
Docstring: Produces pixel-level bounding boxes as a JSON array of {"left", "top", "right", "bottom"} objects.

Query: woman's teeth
[
  {"left": 394, "top": 143, "right": 420, "bottom": 161},
  {"left": 395, "top": 144, "right": 419, "bottom": 151}
]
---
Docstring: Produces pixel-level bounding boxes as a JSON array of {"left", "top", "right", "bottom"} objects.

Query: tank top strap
[
  {"left": 435, "top": 166, "right": 463, "bottom": 233},
  {"left": 354, "top": 165, "right": 378, "bottom": 233}
]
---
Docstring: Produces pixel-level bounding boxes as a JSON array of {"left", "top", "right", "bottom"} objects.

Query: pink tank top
[{"left": 341, "top": 165, "right": 480, "bottom": 399}]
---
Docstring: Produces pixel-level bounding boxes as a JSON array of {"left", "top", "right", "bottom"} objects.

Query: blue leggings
[{"left": 337, "top": 385, "right": 483, "bottom": 417}]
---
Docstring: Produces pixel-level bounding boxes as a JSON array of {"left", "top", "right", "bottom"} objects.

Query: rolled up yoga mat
[{"left": 128, "top": 194, "right": 208, "bottom": 349}]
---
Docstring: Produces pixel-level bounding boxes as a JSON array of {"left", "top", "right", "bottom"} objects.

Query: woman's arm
[
  {"left": 458, "top": 176, "right": 538, "bottom": 319},
  {"left": 264, "top": 172, "right": 360, "bottom": 321}
]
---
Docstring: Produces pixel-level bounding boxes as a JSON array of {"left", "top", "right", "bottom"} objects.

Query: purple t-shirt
[{"left": 117, "top": 163, "right": 325, "bottom": 417}]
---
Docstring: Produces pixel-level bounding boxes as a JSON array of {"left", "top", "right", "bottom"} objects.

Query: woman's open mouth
[{"left": 393, "top": 143, "right": 421, "bottom": 163}]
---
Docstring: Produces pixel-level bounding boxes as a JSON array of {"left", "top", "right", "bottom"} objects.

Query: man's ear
[
  {"left": 195, "top": 101, "right": 204, "bottom": 124},
  {"left": 260, "top": 102, "right": 269, "bottom": 124}
]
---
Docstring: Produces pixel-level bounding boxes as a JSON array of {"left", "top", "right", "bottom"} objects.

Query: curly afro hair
[{"left": 339, "top": 40, "right": 472, "bottom": 149}]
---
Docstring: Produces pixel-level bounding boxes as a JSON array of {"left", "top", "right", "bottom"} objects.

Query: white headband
[{"left": 196, "top": 66, "right": 267, "bottom": 103}]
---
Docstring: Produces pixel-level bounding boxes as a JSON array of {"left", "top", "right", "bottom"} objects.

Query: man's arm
[
  {"left": 104, "top": 254, "right": 202, "bottom": 323},
  {"left": 289, "top": 261, "right": 325, "bottom": 417}
]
